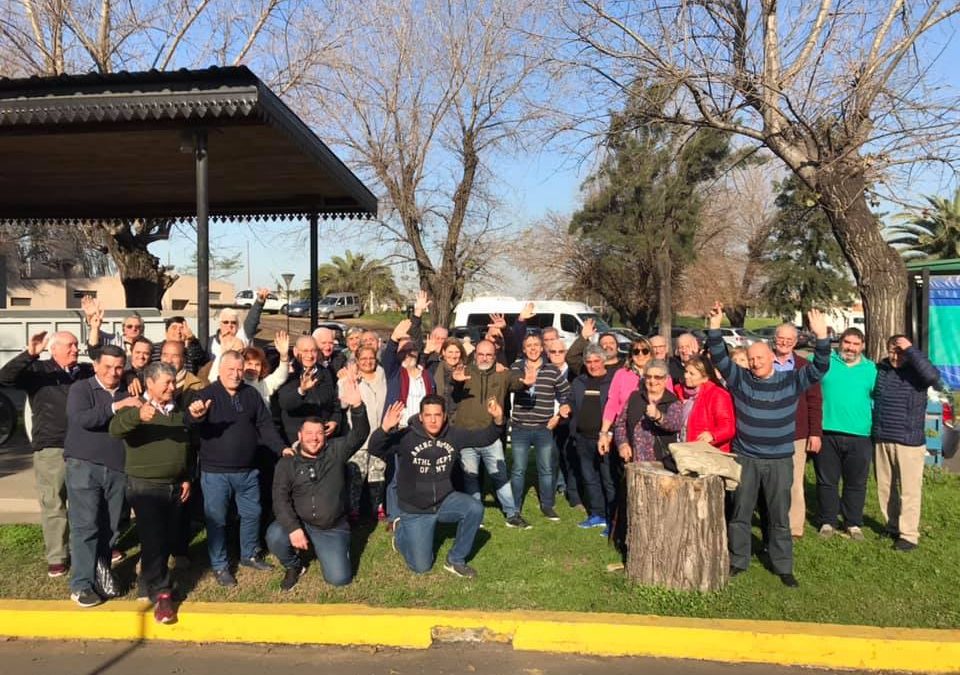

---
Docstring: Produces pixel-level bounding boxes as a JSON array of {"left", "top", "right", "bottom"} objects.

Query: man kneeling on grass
[
  {"left": 266, "top": 378, "right": 369, "bottom": 591},
  {"left": 368, "top": 394, "right": 504, "bottom": 578}
]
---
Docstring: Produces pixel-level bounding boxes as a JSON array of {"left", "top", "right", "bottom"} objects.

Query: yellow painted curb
[{"left": 0, "top": 600, "right": 958, "bottom": 672}]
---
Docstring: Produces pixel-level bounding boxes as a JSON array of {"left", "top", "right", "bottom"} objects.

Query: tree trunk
[
  {"left": 106, "top": 242, "right": 175, "bottom": 309},
  {"left": 657, "top": 248, "right": 672, "bottom": 342},
  {"left": 624, "top": 462, "right": 729, "bottom": 592},
  {"left": 818, "top": 168, "right": 907, "bottom": 360},
  {"left": 723, "top": 304, "right": 747, "bottom": 328}
]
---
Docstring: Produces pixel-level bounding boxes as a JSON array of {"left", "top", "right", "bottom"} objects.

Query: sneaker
[
  {"left": 280, "top": 565, "right": 307, "bottom": 591},
  {"left": 894, "top": 538, "right": 918, "bottom": 552},
  {"left": 390, "top": 517, "right": 400, "bottom": 552},
  {"left": 578, "top": 515, "right": 607, "bottom": 529},
  {"left": 505, "top": 515, "right": 532, "bottom": 529},
  {"left": 213, "top": 568, "right": 237, "bottom": 587},
  {"left": 240, "top": 555, "right": 274, "bottom": 571},
  {"left": 377, "top": 504, "right": 387, "bottom": 522},
  {"left": 847, "top": 526, "right": 865, "bottom": 541},
  {"left": 153, "top": 593, "right": 177, "bottom": 624},
  {"left": 540, "top": 506, "right": 560, "bottom": 522},
  {"left": 70, "top": 589, "right": 103, "bottom": 608},
  {"left": 779, "top": 573, "right": 800, "bottom": 588},
  {"left": 111, "top": 549, "right": 124, "bottom": 564},
  {"left": 818, "top": 524, "right": 835, "bottom": 539},
  {"left": 443, "top": 560, "right": 477, "bottom": 579},
  {"left": 47, "top": 563, "right": 68, "bottom": 578}
]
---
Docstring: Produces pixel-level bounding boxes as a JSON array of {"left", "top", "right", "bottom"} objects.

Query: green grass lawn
[{"left": 1, "top": 466, "right": 958, "bottom": 629}]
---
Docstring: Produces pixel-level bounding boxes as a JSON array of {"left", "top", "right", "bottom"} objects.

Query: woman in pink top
[{"left": 599, "top": 337, "right": 674, "bottom": 456}]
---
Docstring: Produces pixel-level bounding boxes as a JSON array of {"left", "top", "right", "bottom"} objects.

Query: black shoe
[
  {"left": 729, "top": 565, "right": 746, "bottom": 578},
  {"left": 540, "top": 506, "right": 560, "bottom": 521},
  {"left": 443, "top": 560, "right": 477, "bottom": 579},
  {"left": 214, "top": 568, "right": 237, "bottom": 587},
  {"left": 280, "top": 565, "right": 307, "bottom": 591},
  {"left": 70, "top": 589, "right": 103, "bottom": 608},
  {"left": 779, "top": 573, "right": 799, "bottom": 588},
  {"left": 240, "top": 556, "right": 274, "bottom": 571},
  {"left": 894, "top": 538, "right": 918, "bottom": 552},
  {"left": 505, "top": 515, "right": 532, "bottom": 529}
]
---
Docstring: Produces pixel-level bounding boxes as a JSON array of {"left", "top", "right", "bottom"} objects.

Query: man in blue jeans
[
  {"left": 509, "top": 335, "right": 571, "bottom": 521},
  {"left": 266, "top": 378, "right": 369, "bottom": 590},
  {"left": 368, "top": 394, "right": 504, "bottom": 578},
  {"left": 186, "top": 351, "right": 292, "bottom": 587}
]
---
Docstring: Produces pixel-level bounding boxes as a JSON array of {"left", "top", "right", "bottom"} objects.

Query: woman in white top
[{"left": 208, "top": 330, "right": 290, "bottom": 402}]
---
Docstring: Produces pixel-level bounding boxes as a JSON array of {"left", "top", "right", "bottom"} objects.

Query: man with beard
[
  {"left": 814, "top": 327, "right": 877, "bottom": 542},
  {"left": 450, "top": 339, "right": 532, "bottom": 528},
  {"left": 567, "top": 319, "right": 622, "bottom": 374}
]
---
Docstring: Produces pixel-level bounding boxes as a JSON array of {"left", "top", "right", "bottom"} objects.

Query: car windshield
[
  {"left": 578, "top": 313, "right": 612, "bottom": 332},
  {"left": 319, "top": 296, "right": 339, "bottom": 304}
]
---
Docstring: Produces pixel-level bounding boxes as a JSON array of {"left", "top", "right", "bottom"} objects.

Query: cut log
[{"left": 624, "top": 461, "right": 729, "bottom": 592}]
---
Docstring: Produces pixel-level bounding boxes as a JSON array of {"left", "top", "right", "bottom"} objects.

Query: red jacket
[{"left": 684, "top": 380, "right": 736, "bottom": 452}]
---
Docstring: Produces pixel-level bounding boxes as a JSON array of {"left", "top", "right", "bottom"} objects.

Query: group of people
[{"left": 0, "top": 289, "right": 939, "bottom": 624}]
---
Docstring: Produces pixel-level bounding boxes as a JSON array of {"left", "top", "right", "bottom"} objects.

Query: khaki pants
[
  {"left": 875, "top": 442, "right": 926, "bottom": 544},
  {"left": 33, "top": 447, "right": 69, "bottom": 564},
  {"left": 789, "top": 439, "right": 808, "bottom": 537}
]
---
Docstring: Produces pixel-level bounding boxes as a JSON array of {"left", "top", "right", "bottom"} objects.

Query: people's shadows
[
  {"left": 349, "top": 518, "right": 379, "bottom": 576},
  {"left": 170, "top": 537, "right": 214, "bottom": 599},
  {"left": 434, "top": 523, "right": 492, "bottom": 564}
]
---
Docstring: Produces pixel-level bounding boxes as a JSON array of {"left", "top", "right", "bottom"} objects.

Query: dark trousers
[
  {"left": 554, "top": 425, "right": 583, "bottom": 507},
  {"left": 575, "top": 436, "right": 616, "bottom": 520},
  {"left": 729, "top": 455, "right": 793, "bottom": 575},
  {"left": 813, "top": 432, "right": 873, "bottom": 528},
  {"left": 126, "top": 476, "right": 182, "bottom": 600}
]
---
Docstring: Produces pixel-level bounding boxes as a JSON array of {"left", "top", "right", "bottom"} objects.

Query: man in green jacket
[
  {"left": 109, "top": 362, "right": 194, "bottom": 625},
  {"left": 814, "top": 327, "right": 877, "bottom": 541}
]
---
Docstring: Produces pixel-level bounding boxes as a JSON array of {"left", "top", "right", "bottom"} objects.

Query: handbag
[{"left": 94, "top": 556, "right": 122, "bottom": 599}]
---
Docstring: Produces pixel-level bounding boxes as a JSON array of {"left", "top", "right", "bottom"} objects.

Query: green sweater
[
  {"left": 819, "top": 352, "right": 877, "bottom": 436},
  {"left": 109, "top": 405, "right": 195, "bottom": 483}
]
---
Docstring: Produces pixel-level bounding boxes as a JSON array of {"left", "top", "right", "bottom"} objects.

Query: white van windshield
[
  {"left": 578, "top": 313, "right": 612, "bottom": 332},
  {"left": 319, "top": 296, "right": 338, "bottom": 305}
]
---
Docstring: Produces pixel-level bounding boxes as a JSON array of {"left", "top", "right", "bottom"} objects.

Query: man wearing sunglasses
[
  {"left": 83, "top": 294, "right": 145, "bottom": 359},
  {"left": 205, "top": 288, "right": 270, "bottom": 362}
]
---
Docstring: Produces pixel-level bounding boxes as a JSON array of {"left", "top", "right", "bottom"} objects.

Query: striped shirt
[
  {"left": 509, "top": 359, "right": 571, "bottom": 428},
  {"left": 708, "top": 330, "right": 831, "bottom": 458}
]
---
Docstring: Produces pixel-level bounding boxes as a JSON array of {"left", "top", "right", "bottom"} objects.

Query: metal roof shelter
[{"left": 0, "top": 65, "right": 377, "bottom": 339}]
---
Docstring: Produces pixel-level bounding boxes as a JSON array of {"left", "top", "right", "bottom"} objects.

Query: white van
[{"left": 452, "top": 297, "right": 630, "bottom": 350}]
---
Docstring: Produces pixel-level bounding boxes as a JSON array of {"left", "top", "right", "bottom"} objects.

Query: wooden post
[{"left": 624, "top": 462, "right": 729, "bottom": 592}]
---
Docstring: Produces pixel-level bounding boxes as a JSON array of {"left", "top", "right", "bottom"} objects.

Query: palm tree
[
  {"left": 313, "top": 251, "right": 401, "bottom": 312},
  {"left": 888, "top": 188, "right": 960, "bottom": 260}
]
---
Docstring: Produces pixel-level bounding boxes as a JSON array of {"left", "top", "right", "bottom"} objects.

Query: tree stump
[{"left": 624, "top": 462, "right": 729, "bottom": 592}]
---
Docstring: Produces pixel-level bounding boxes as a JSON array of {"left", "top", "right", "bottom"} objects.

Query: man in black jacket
[
  {"left": 277, "top": 335, "right": 341, "bottom": 443},
  {"left": 873, "top": 335, "right": 940, "bottom": 552},
  {"left": 186, "top": 350, "right": 292, "bottom": 588},
  {"left": 266, "top": 378, "right": 369, "bottom": 591},
  {"left": 64, "top": 345, "right": 142, "bottom": 607},
  {"left": 368, "top": 393, "right": 504, "bottom": 579},
  {"left": 0, "top": 331, "right": 93, "bottom": 578}
]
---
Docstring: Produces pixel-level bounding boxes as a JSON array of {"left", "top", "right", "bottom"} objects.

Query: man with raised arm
[{"left": 706, "top": 302, "right": 831, "bottom": 588}]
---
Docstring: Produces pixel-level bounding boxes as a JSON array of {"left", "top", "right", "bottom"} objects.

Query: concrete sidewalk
[{"left": 0, "top": 429, "right": 38, "bottom": 525}]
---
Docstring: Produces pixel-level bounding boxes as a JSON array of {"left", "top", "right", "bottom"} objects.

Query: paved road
[{"left": 0, "top": 640, "right": 865, "bottom": 675}]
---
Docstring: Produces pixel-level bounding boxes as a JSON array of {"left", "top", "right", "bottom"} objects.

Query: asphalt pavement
[{"left": 0, "top": 640, "right": 866, "bottom": 675}]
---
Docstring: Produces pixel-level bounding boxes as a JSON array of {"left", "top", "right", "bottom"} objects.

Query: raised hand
[
  {"left": 806, "top": 308, "right": 828, "bottom": 340},
  {"left": 488, "top": 313, "right": 507, "bottom": 330},
  {"left": 382, "top": 401, "right": 405, "bottom": 430},
  {"left": 708, "top": 301, "right": 724, "bottom": 330},
  {"left": 27, "top": 331, "right": 49, "bottom": 357},
  {"left": 299, "top": 369, "right": 318, "bottom": 393},
  {"left": 188, "top": 398, "right": 212, "bottom": 419},
  {"left": 451, "top": 364, "right": 471, "bottom": 382},
  {"left": 485, "top": 397, "right": 504, "bottom": 423},
  {"left": 128, "top": 378, "right": 144, "bottom": 397},
  {"left": 274, "top": 329, "right": 290, "bottom": 361},
  {"left": 340, "top": 376, "right": 363, "bottom": 408},
  {"left": 181, "top": 321, "right": 195, "bottom": 341},
  {"left": 139, "top": 403, "right": 157, "bottom": 422},
  {"left": 462, "top": 337, "right": 474, "bottom": 357},
  {"left": 581, "top": 318, "right": 596, "bottom": 339},
  {"left": 413, "top": 289, "right": 431, "bottom": 317},
  {"left": 893, "top": 336, "right": 913, "bottom": 351},
  {"left": 519, "top": 302, "right": 536, "bottom": 322},
  {"left": 257, "top": 287, "right": 270, "bottom": 303},
  {"left": 392, "top": 318, "right": 412, "bottom": 343},
  {"left": 323, "top": 421, "right": 338, "bottom": 437},
  {"left": 485, "top": 324, "right": 502, "bottom": 342}
]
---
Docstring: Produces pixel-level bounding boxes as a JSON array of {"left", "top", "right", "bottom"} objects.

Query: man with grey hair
[
  {"left": 205, "top": 288, "right": 269, "bottom": 362},
  {"left": 109, "top": 361, "right": 194, "bottom": 624},
  {"left": 0, "top": 330, "right": 94, "bottom": 579},
  {"left": 772, "top": 322, "right": 823, "bottom": 539},
  {"left": 278, "top": 335, "right": 340, "bottom": 443},
  {"left": 668, "top": 332, "right": 699, "bottom": 383}
]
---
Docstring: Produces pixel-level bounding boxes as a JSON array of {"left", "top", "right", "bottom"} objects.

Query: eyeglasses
[
  {"left": 476, "top": 352, "right": 495, "bottom": 358},
  {"left": 221, "top": 320, "right": 238, "bottom": 325},
  {"left": 632, "top": 348, "right": 650, "bottom": 355},
  {"left": 646, "top": 374, "right": 667, "bottom": 381},
  {"left": 124, "top": 324, "right": 142, "bottom": 330},
  {"left": 548, "top": 349, "right": 566, "bottom": 354}
]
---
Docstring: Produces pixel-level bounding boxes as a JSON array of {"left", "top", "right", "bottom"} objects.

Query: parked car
[
  {"left": 316, "top": 321, "right": 349, "bottom": 348},
  {"left": 451, "top": 325, "right": 485, "bottom": 345},
  {"left": 235, "top": 289, "right": 284, "bottom": 314},
  {"left": 926, "top": 386, "right": 957, "bottom": 467},
  {"left": 284, "top": 299, "right": 311, "bottom": 317},
  {"left": 317, "top": 293, "right": 363, "bottom": 319}
]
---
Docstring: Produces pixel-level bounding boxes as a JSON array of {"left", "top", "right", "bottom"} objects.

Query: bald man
[
  {"left": 277, "top": 335, "right": 341, "bottom": 443},
  {"left": 668, "top": 333, "right": 700, "bottom": 383},
  {"left": 0, "top": 331, "right": 95, "bottom": 577}
]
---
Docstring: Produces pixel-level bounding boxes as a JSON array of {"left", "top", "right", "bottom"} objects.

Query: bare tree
[
  {"left": 291, "top": 0, "right": 560, "bottom": 324},
  {"left": 566, "top": 0, "right": 960, "bottom": 357}
]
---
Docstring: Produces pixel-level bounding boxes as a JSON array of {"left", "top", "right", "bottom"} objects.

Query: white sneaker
[
  {"left": 818, "top": 524, "right": 835, "bottom": 539},
  {"left": 847, "top": 526, "right": 864, "bottom": 541}
]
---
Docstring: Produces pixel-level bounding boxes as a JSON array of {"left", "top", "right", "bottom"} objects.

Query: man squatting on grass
[{"left": 367, "top": 393, "right": 506, "bottom": 579}]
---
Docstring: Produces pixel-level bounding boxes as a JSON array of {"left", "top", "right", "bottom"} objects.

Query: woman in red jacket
[{"left": 681, "top": 356, "right": 736, "bottom": 452}]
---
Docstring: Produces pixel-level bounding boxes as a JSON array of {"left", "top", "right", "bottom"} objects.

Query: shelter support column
[
  {"left": 195, "top": 130, "right": 210, "bottom": 342},
  {"left": 310, "top": 212, "right": 319, "bottom": 332}
]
